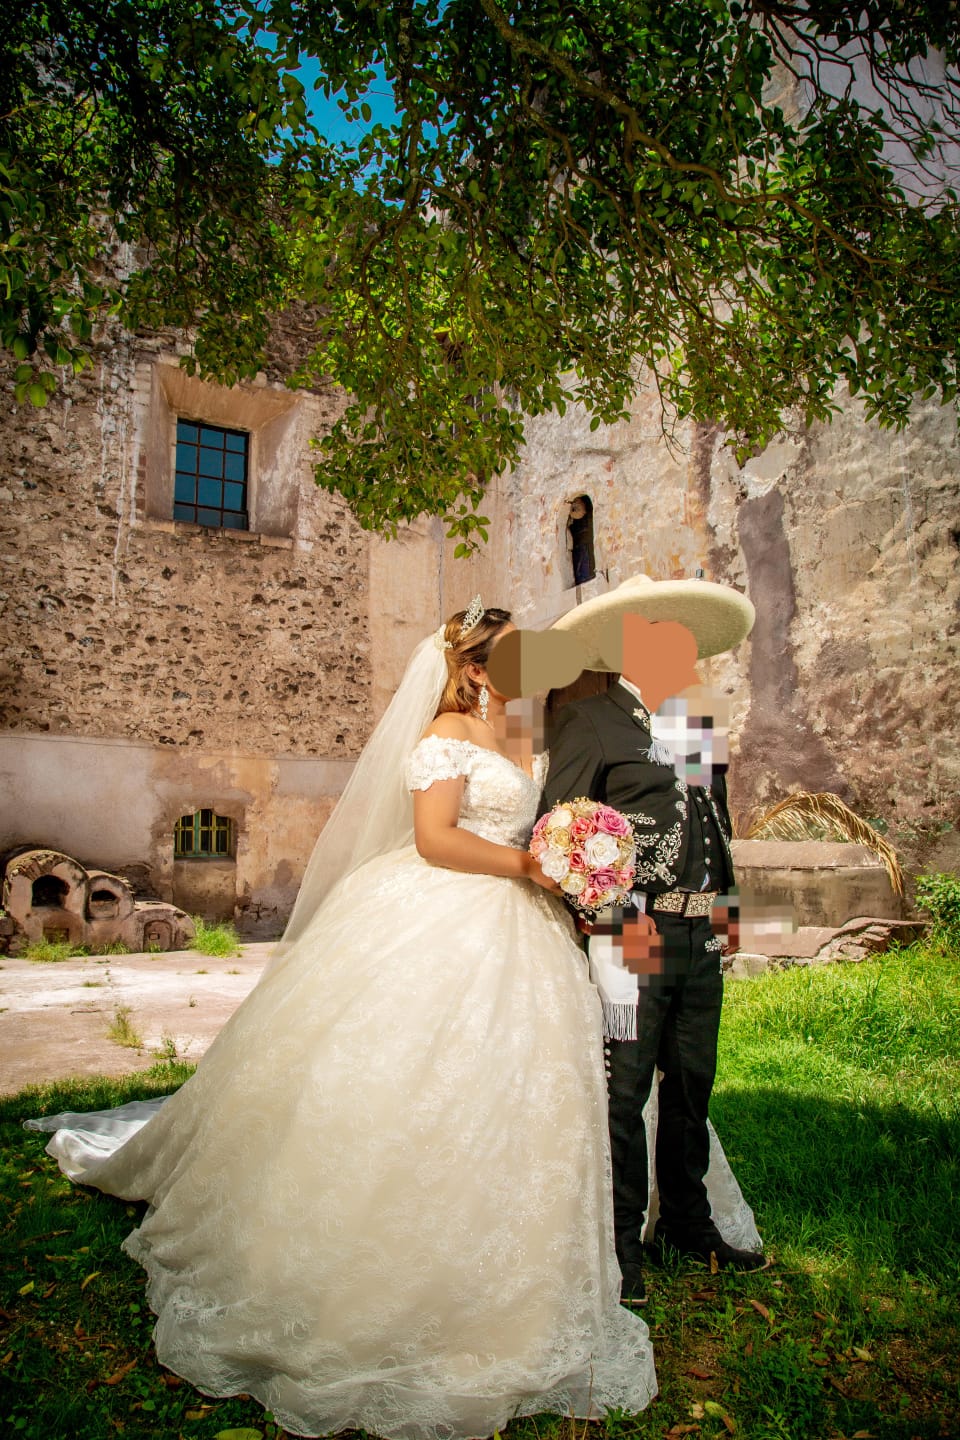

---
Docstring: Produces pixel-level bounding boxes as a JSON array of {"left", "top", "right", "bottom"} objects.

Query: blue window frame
[{"left": 173, "top": 421, "right": 249, "bottom": 530}]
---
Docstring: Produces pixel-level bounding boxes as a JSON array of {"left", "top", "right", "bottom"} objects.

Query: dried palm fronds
[{"left": 744, "top": 791, "right": 904, "bottom": 897}]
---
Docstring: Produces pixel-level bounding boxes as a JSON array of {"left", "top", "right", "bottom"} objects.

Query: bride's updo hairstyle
[{"left": 435, "top": 605, "right": 512, "bottom": 717}]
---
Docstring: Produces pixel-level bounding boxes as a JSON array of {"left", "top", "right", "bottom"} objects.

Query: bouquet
[{"left": 530, "top": 799, "right": 636, "bottom": 913}]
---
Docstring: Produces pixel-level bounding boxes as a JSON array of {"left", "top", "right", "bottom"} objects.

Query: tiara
[
  {"left": 459, "top": 595, "right": 485, "bottom": 638},
  {"left": 432, "top": 594, "right": 485, "bottom": 652}
]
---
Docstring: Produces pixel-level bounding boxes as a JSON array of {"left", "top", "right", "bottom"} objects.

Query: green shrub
[
  {"left": 190, "top": 917, "right": 242, "bottom": 958},
  {"left": 106, "top": 1004, "right": 143, "bottom": 1049},
  {"left": 915, "top": 871, "right": 960, "bottom": 948},
  {"left": 24, "top": 938, "right": 89, "bottom": 963}
]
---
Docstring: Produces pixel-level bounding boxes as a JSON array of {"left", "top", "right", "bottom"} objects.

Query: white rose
[
  {"left": 540, "top": 848, "right": 571, "bottom": 881},
  {"left": 560, "top": 871, "right": 587, "bottom": 895},
  {"left": 583, "top": 832, "right": 620, "bottom": 867},
  {"left": 546, "top": 806, "right": 574, "bottom": 832}
]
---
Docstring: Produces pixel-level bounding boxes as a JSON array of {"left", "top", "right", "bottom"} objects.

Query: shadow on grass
[{"left": 710, "top": 1083, "right": 959, "bottom": 1283}]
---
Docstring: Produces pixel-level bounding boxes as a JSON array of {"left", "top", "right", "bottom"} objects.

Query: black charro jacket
[{"left": 539, "top": 683, "right": 735, "bottom": 896}]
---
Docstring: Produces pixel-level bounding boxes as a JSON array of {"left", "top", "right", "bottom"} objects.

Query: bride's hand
[{"left": 524, "top": 855, "right": 564, "bottom": 895}]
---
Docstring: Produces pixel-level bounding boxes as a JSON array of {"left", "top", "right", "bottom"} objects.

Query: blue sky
[{"left": 295, "top": 57, "right": 400, "bottom": 144}]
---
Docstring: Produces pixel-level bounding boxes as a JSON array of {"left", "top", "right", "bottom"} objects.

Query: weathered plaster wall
[
  {"left": 0, "top": 732, "right": 352, "bottom": 936},
  {"left": 491, "top": 385, "right": 960, "bottom": 835}
]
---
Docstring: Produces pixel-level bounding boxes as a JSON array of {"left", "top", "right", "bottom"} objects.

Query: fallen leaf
[
  {"left": 665, "top": 1427, "right": 700, "bottom": 1438},
  {"left": 104, "top": 1358, "right": 137, "bottom": 1385},
  {"left": 42, "top": 1283, "right": 56, "bottom": 1299},
  {"left": 1, "top": 1351, "right": 13, "bottom": 1365},
  {"left": 853, "top": 1347, "right": 873, "bottom": 1363},
  {"left": 213, "top": 1430, "right": 264, "bottom": 1440},
  {"left": 852, "top": 1431, "right": 875, "bottom": 1438},
  {"left": 689, "top": 1290, "right": 714, "bottom": 1301},
  {"left": 709, "top": 1251, "right": 719, "bottom": 1275},
  {"left": 79, "top": 1271, "right": 101, "bottom": 1291},
  {"left": 748, "top": 1298, "right": 772, "bottom": 1322},
  {"left": 18, "top": 1280, "right": 34, "bottom": 1296},
  {"left": 685, "top": 1366, "right": 713, "bottom": 1380},
  {"left": 829, "top": 1377, "right": 847, "bottom": 1394},
  {"left": 721, "top": 1417, "right": 736, "bottom": 1435},
  {"left": 744, "top": 1340, "right": 753, "bottom": 1357},
  {"left": 813, "top": 1310, "right": 830, "bottom": 1322},
  {"left": 689, "top": 1401, "right": 706, "bottom": 1419}
]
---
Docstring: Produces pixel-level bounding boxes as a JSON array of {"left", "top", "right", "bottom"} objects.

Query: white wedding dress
[{"left": 29, "top": 736, "right": 662, "bottom": 1440}]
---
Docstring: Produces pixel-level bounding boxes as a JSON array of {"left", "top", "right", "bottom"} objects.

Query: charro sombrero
[{"left": 550, "top": 574, "right": 755, "bottom": 670}]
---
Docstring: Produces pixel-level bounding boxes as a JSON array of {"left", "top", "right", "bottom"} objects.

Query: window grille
[
  {"left": 175, "top": 809, "right": 236, "bottom": 859},
  {"left": 173, "top": 420, "right": 249, "bottom": 530}
]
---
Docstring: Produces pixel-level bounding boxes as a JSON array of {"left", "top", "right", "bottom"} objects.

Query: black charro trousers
[{"left": 604, "top": 913, "right": 724, "bottom": 1270}]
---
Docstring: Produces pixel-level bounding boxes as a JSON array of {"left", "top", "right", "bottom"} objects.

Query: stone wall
[
  {"left": 488, "top": 384, "right": 960, "bottom": 853},
  {"left": 0, "top": 327, "right": 375, "bottom": 757},
  {"left": 3, "top": 311, "right": 957, "bottom": 924},
  {"left": 0, "top": 322, "right": 454, "bottom": 928}
]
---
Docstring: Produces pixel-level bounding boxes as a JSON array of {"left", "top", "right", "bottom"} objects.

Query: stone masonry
[{"left": 0, "top": 324, "right": 369, "bottom": 757}]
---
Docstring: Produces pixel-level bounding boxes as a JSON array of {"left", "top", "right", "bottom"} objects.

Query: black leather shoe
[
  {"left": 620, "top": 1262, "right": 648, "bottom": 1306},
  {"left": 652, "top": 1222, "right": 770, "bottom": 1272}
]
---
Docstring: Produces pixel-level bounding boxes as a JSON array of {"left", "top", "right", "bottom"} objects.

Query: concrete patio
[{"left": 0, "top": 945, "right": 274, "bottom": 1096}]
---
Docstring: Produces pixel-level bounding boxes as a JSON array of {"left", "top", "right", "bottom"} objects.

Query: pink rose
[
  {"left": 531, "top": 814, "right": 551, "bottom": 840},
  {"left": 530, "top": 833, "right": 547, "bottom": 860},
  {"left": 594, "top": 804, "right": 631, "bottom": 837},
  {"left": 590, "top": 867, "right": 620, "bottom": 894},
  {"left": 579, "top": 884, "right": 602, "bottom": 909},
  {"left": 568, "top": 847, "right": 588, "bottom": 873},
  {"left": 570, "top": 816, "right": 593, "bottom": 841}
]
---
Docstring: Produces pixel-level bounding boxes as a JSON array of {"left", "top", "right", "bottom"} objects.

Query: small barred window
[{"left": 175, "top": 809, "right": 236, "bottom": 859}]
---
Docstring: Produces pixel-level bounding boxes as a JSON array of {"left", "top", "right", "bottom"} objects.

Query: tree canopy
[{"left": 4, "top": 0, "right": 960, "bottom": 547}]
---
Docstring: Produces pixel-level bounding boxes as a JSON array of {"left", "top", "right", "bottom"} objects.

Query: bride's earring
[{"left": 478, "top": 683, "right": 489, "bottom": 723}]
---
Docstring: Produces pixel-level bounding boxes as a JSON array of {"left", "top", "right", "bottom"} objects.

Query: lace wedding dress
[{"left": 30, "top": 736, "right": 661, "bottom": 1440}]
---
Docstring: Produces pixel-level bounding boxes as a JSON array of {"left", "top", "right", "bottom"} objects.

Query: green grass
[
  {"left": 23, "top": 939, "right": 90, "bottom": 963},
  {"left": 22, "top": 937, "right": 130, "bottom": 962},
  {"left": 1, "top": 944, "right": 957, "bottom": 1440},
  {"left": 105, "top": 1005, "right": 143, "bottom": 1050},
  {"left": 190, "top": 917, "right": 242, "bottom": 958}
]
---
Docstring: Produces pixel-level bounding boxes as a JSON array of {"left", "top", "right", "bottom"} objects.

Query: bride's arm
[{"left": 414, "top": 779, "right": 561, "bottom": 891}]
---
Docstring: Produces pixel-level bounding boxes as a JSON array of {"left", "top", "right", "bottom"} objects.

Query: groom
[{"left": 541, "top": 576, "right": 767, "bottom": 1304}]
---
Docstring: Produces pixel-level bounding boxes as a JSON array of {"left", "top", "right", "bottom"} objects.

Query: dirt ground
[{"left": 0, "top": 945, "right": 273, "bottom": 1096}]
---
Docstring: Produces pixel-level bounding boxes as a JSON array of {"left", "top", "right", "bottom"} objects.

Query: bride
[{"left": 28, "top": 601, "right": 660, "bottom": 1440}]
